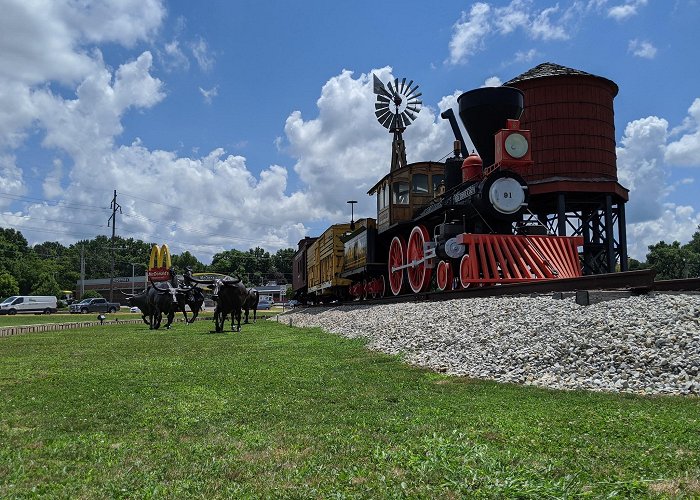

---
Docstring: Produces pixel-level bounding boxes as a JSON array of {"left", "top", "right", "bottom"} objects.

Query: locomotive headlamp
[
  {"left": 488, "top": 177, "right": 526, "bottom": 214},
  {"left": 494, "top": 120, "right": 533, "bottom": 169},
  {"left": 504, "top": 132, "right": 528, "bottom": 158}
]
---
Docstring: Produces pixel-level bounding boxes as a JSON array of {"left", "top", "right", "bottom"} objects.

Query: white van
[{"left": 0, "top": 296, "right": 58, "bottom": 315}]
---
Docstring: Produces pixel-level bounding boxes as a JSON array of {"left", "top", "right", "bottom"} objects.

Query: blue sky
[{"left": 1, "top": 0, "right": 699, "bottom": 264}]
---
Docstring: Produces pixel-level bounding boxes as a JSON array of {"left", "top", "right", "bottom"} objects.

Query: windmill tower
[{"left": 373, "top": 74, "right": 422, "bottom": 171}]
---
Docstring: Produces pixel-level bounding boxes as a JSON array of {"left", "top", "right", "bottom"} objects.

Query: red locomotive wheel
[
  {"left": 436, "top": 260, "right": 453, "bottom": 291},
  {"left": 406, "top": 225, "right": 432, "bottom": 293},
  {"left": 388, "top": 236, "right": 406, "bottom": 295},
  {"left": 459, "top": 253, "right": 472, "bottom": 288}
]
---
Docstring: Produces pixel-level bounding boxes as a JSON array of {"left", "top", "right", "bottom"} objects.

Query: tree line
[
  {"left": 628, "top": 225, "right": 700, "bottom": 279},
  {"left": 0, "top": 227, "right": 295, "bottom": 299},
  {"left": 1, "top": 225, "right": 699, "bottom": 300}
]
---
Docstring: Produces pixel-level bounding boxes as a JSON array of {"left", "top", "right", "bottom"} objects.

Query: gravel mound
[{"left": 282, "top": 293, "right": 700, "bottom": 395}]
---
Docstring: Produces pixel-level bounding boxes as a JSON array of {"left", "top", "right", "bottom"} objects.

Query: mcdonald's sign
[{"left": 148, "top": 244, "right": 172, "bottom": 282}]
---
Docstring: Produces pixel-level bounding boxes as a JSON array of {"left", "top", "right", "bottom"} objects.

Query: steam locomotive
[{"left": 292, "top": 85, "right": 584, "bottom": 303}]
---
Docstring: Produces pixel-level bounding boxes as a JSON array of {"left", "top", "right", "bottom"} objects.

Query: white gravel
[{"left": 281, "top": 293, "right": 700, "bottom": 396}]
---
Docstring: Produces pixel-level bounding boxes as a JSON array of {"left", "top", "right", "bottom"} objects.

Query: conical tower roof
[{"left": 504, "top": 62, "right": 618, "bottom": 96}]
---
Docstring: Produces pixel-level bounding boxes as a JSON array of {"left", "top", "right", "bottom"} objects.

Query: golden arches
[{"left": 148, "top": 244, "right": 172, "bottom": 270}]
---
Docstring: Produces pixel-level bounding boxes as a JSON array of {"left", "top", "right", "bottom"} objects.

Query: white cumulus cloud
[
  {"left": 284, "top": 68, "right": 457, "bottom": 221},
  {"left": 608, "top": 0, "right": 648, "bottom": 21},
  {"left": 616, "top": 100, "right": 700, "bottom": 259},
  {"left": 447, "top": 0, "right": 573, "bottom": 65},
  {"left": 665, "top": 98, "right": 700, "bottom": 167},
  {"left": 628, "top": 39, "right": 657, "bottom": 59},
  {"left": 448, "top": 3, "right": 492, "bottom": 65}
]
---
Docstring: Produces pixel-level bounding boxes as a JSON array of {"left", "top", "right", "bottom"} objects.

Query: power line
[
  {"left": 115, "top": 225, "right": 286, "bottom": 249},
  {"left": 121, "top": 211, "right": 282, "bottom": 243},
  {"left": 1, "top": 212, "right": 107, "bottom": 229},
  {"left": 119, "top": 190, "right": 285, "bottom": 229},
  {"left": 1, "top": 223, "right": 107, "bottom": 239},
  {"left": 2, "top": 220, "right": 294, "bottom": 257},
  {"left": 0, "top": 191, "right": 111, "bottom": 212}
]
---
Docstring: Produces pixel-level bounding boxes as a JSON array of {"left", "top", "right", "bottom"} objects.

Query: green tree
[
  {"left": 13, "top": 254, "right": 49, "bottom": 294},
  {"left": 81, "top": 290, "right": 103, "bottom": 300},
  {"left": 210, "top": 249, "right": 249, "bottom": 279},
  {"left": 271, "top": 248, "right": 295, "bottom": 283},
  {"left": 34, "top": 241, "right": 79, "bottom": 291},
  {"left": 31, "top": 272, "right": 62, "bottom": 297},
  {"left": 0, "top": 227, "right": 29, "bottom": 257},
  {"left": 646, "top": 241, "right": 700, "bottom": 279},
  {"left": 247, "top": 247, "right": 272, "bottom": 282},
  {"left": 627, "top": 257, "right": 647, "bottom": 271},
  {"left": 0, "top": 272, "right": 19, "bottom": 298},
  {"left": 685, "top": 225, "right": 700, "bottom": 255},
  {"left": 171, "top": 251, "right": 206, "bottom": 273},
  {"left": 0, "top": 228, "right": 31, "bottom": 284}
]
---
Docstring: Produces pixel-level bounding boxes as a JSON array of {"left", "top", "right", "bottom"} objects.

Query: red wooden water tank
[{"left": 504, "top": 63, "right": 623, "bottom": 193}]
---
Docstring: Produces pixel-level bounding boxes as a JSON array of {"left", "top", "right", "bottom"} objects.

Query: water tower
[{"left": 504, "top": 62, "right": 629, "bottom": 273}]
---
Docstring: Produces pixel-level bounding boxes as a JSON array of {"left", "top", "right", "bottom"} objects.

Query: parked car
[
  {"left": 69, "top": 298, "right": 120, "bottom": 314},
  {"left": 287, "top": 299, "right": 300, "bottom": 308},
  {"left": 0, "top": 295, "right": 58, "bottom": 315},
  {"left": 130, "top": 306, "right": 141, "bottom": 313},
  {"left": 257, "top": 299, "right": 272, "bottom": 310}
]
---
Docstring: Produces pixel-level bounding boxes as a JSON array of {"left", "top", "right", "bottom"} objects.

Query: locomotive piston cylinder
[{"left": 434, "top": 221, "right": 465, "bottom": 260}]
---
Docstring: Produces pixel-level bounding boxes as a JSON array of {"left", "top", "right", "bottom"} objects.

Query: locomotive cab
[{"left": 368, "top": 161, "right": 445, "bottom": 234}]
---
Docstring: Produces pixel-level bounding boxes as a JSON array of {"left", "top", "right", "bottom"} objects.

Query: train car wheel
[
  {"left": 436, "top": 260, "right": 453, "bottom": 291},
  {"left": 406, "top": 225, "right": 432, "bottom": 293},
  {"left": 388, "top": 236, "right": 406, "bottom": 295},
  {"left": 459, "top": 253, "right": 472, "bottom": 288},
  {"left": 379, "top": 275, "right": 386, "bottom": 298}
]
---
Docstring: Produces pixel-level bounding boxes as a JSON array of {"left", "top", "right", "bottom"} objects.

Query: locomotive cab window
[
  {"left": 412, "top": 174, "right": 429, "bottom": 194},
  {"left": 432, "top": 174, "right": 444, "bottom": 193},
  {"left": 392, "top": 181, "right": 409, "bottom": 205},
  {"left": 377, "top": 185, "right": 390, "bottom": 210}
]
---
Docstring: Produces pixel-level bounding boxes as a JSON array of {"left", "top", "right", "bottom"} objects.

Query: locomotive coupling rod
[
  {"left": 392, "top": 259, "right": 423, "bottom": 273},
  {"left": 391, "top": 245, "right": 437, "bottom": 273}
]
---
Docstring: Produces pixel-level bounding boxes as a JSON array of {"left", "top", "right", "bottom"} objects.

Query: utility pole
[
  {"left": 107, "top": 190, "right": 122, "bottom": 302},
  {"left": 80, "top": 244, "right": 85, "bottom": 299}
]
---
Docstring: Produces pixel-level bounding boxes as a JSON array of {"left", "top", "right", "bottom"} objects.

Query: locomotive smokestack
[{"left": 457, "top": 86, "right": 524, "bottom": 170}]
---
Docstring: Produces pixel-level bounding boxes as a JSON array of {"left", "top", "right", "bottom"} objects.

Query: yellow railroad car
[{"left": 307, "top": 223, "right": 352, "bottom": 302}]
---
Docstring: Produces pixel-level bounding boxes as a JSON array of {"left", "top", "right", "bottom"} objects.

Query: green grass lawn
[
  {"left": 0, "top": 309, "right": 277, "bottom": 327},
  {"left": 0, "top": 312, "right": 143, "bottom": 326},
  {"left": 1, "top": 319, "right": 699, "bottom": 498}
]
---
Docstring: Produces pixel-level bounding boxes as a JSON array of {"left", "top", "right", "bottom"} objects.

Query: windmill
[{"left": 373, "top": 74, "right": 422, "bottom": 171}]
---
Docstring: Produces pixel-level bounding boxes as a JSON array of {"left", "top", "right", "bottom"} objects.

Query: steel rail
[
  {"left": 652, "top": 277, "right": 700, "bottom": 292},
  {"left": 347, "top": 270, "right": 658, "bottom": 306}
]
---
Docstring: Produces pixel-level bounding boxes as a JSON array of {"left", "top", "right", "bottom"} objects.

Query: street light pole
[
  {"left": 130, "top": 263, "right": 141, "bottom": 294},
  {"left": 347, "top": 200, "right": 357, "bottom": 231}
]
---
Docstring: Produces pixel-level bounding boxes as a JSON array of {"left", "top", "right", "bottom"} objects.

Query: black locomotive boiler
[{"left": 293, "top": 84, "right": 584, "bottom": 303}]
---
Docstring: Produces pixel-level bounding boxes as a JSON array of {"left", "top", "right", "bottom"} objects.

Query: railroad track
[{"left": 337, "top": 270, "right": 700, "bottom": 307}]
